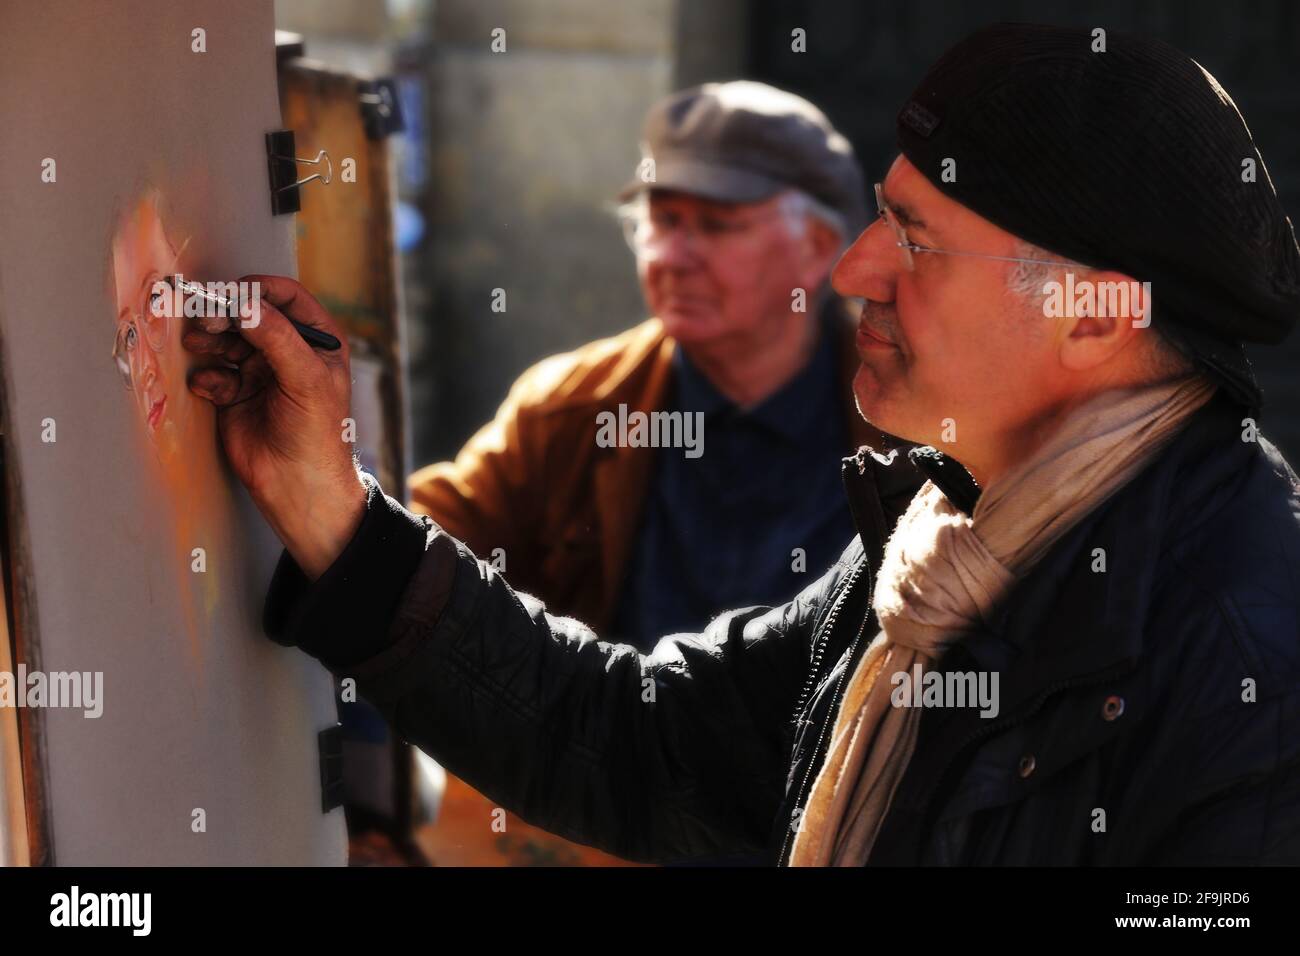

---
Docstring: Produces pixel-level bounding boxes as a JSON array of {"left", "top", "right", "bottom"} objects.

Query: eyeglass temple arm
[{"left": 902, "top": 244, "right": 1078, "bottom": 267}]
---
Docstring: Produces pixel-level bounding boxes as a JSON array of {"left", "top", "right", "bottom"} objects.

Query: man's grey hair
[
  {"left": 777, "top": 189, "right": 849, "bottom": 246},
  {"left": 1005, "top": 239, "right": 1195, "bottom": 381},
  {"left": 1005, "top": 240, "right": 1085, "bottom": 298},
  {"left": 614, "top": 191, "right": 647, "bottom": 231}
]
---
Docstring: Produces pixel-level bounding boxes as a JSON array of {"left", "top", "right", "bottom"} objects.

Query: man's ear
[{"left": 1058, "top": 269, "right": 1147, "bottom": 372}]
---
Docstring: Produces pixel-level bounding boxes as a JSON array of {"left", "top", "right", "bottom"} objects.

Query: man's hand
[{"left": 184, "top": 274, "right": 366, "bottom": 580}]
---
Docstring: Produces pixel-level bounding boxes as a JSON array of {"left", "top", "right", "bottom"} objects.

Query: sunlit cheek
[
  {"left": 896, "top": 311, "right": 966, "bottom": 423},
  {"left": 714, "top": 278, "right": 760, "bottom": 332}
]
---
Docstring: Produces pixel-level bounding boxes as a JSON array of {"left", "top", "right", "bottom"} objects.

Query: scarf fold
[{"left": 788, "top": 374, "right": 1217, "bottom": 866}]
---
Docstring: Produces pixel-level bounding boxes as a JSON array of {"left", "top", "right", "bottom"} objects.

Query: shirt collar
[{"left": 671, "top": 315, "right": 839, "bottom": 443}]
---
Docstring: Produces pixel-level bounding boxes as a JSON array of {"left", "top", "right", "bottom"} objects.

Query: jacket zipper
[
  {"left": 779, "top": 451, "right": 892, "bottom": 864},
  {"left": 779, "top": 556, "right": 875, "bottom": 865},
  {"left": 788, "top": 557, "right": 865, "bottom": 726}
]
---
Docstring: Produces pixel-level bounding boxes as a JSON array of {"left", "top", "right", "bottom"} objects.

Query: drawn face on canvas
[{"left": 110, "top": 192, "right": 186, "bottom": 454}]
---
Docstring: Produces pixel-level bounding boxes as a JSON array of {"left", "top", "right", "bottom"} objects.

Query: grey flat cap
[{"left": 619, "top": 80, "right": 866, "bottom": 235}]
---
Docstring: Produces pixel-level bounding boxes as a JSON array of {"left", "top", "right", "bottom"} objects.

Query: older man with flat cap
[{"left": 190, "top": 23, "right": 1300, "bottom": 865}]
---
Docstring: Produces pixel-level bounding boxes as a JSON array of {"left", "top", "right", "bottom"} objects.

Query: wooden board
[
  {"left": 0, "top": 440, "right": 32, "bottom": 865},
  {"left": 279, "top": 57, "right": 409, "bottom": 492},
  {"left": 277, "top": 53, "right": 418, "bottom": 862}
]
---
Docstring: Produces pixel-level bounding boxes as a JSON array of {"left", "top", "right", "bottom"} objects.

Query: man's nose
[
  {"left": 647, "top": 225, "right": 702, "bottom": 271},
  {"left": 139, "top": 348, "right": 160, "bottom": 389},
  {"left": 832, "top": 218, "right": 899, "bottom": 300}
]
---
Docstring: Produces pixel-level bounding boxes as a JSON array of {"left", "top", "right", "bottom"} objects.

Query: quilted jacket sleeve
[{"left": 265, "top": 473, "right": 850, "bottom": 863}]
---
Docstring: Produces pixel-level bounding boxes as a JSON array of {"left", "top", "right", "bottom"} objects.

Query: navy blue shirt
[{"left": 611, "top": 317, "right": 855, "bottom": 652}]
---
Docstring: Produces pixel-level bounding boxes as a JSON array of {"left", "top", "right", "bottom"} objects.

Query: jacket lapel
[{"left": 590, "top": 333, "right": 679, "bottom": 628}]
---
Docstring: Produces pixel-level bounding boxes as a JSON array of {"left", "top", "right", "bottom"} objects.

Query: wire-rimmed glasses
[
  {"left": 874, "top": 182, "right": 1078, "bottom": 272},
  {"left": 111, "top": 279, "right": 171, "bottom": 391}
]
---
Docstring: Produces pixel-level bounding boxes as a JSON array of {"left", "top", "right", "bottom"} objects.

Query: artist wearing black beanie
[{"left": 805, "top": 21, "right": 1300, "bottom": 864}]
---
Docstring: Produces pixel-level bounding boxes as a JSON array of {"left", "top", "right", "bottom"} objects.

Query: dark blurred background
[{"left": 275, "top": 0, "right": 1300, "bottom": 470}]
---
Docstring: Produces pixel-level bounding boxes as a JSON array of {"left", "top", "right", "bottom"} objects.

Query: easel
[{"left": 275, "top": 33, "right": 419, "bottom": 864}]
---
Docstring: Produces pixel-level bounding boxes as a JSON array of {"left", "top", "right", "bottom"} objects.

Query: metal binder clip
[
  {"left": 278, "top": 149, "right": 332, "bottom": 190},
  {"left": 358, "top": 78, "right": 405, "bottom": 139},
  {"left": 265, "top": 129, "right": 332, "bottom": 215}
]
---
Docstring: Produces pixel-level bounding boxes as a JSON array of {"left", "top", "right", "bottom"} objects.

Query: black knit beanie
[{"left": 896, "top": 22, "right": 1300, "bottom": 409}]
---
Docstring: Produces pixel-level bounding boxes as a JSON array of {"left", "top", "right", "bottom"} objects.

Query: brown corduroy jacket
[{"left": 407, "top": 312, "right": 887, "bottom": 631}]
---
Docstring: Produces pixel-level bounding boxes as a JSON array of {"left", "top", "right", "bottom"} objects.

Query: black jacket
[{"left": 266, "top": 392, "right": 1300, "bottom": 864}]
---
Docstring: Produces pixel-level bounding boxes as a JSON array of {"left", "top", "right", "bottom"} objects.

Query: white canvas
[{"left": 0, "top": 0, "right": 346, "bottom": 864}]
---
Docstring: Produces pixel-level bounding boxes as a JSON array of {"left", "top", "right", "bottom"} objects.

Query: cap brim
[{"left": 616, "top": 157, "right": 788, "bottom": 205}]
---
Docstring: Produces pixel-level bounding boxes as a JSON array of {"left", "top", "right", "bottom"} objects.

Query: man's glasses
[
  {"left": 111, "top": 283, "right": 171, "bottom": 391},
  {"left": 874, "top": 183, "right": 1077, "bottom": 272}
]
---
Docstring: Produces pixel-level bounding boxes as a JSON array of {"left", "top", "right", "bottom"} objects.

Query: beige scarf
[{"left": 788, "top": 374, "right": 1217, "bottom": 866}]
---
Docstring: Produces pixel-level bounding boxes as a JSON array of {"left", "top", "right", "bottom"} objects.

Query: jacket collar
[
  {"left": 841, "top": 444, "right": 927, "bottom": 564},
  {"left": 907, "top": 445, "right": 981, "bottom": 515}
]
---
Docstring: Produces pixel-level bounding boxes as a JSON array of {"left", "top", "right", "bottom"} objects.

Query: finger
[
  {"left": 239, "top": 274, "right": 346, "bottom": 343},
  {"left": 182, "top": 327, "right": 255, "bottom": 364},
  {"left": 188, "top": 355, "right": 272, "bottom": 408},
  {"left": 225, "top": 294, "right": 323, "bottom": 392},
  {"left": 188, "top": 367, "right": 241, "bottom": 407},
  {"left": 191, "top": 313, "right": 235, "bottom": 335}
]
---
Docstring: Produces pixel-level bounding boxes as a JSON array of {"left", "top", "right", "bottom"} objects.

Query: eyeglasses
[
  {"left": 620, "top": 206, "right": 784, "bottom": 259},
  {"left": 111, "top": 282, "right": 171, "bottom": 391},
  {"left": 874, "top": 183, "right": 1077, "bottom": 272}
]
